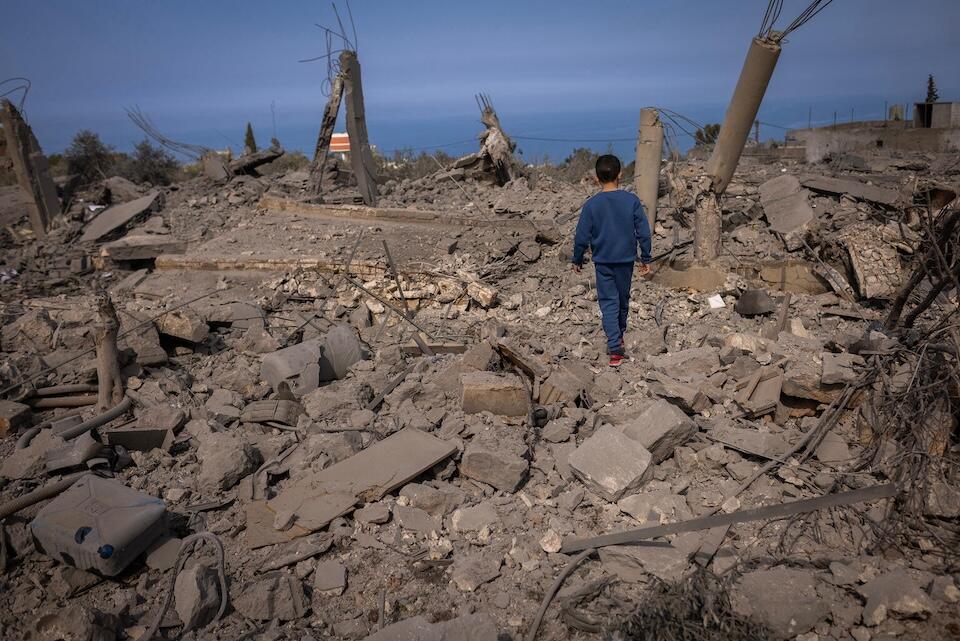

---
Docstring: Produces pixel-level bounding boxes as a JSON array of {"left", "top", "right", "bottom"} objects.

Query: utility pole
[
  {"left": 634, "top": 108, "right": 663, "bottom": 231},
  {"left": 754, "top": 120, "right": 760, "bottom": 145},
  {"left": 694, "top": 35, "right": 782, "bottom": 262},
  {"left": 808, "top": 106, "right": 812, "bottom": 129}
]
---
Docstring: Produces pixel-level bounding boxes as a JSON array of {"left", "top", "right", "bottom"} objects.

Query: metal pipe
[
  {"left": 28, "top": 394, "right": 98, "bottom": 409},
  {"left": 57, "top": 396, "right": 132, "bottom": 441},
  {"left": 0, "top": 472, "right": 89, "bottom": 520},
  {"left": 633, "top": 108, "right": 663, "bottom": 231},
  {"left": 30, "top": 384, "right": 99, "bottom": 397}
]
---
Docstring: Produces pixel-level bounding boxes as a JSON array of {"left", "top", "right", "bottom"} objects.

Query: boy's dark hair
[{"left": 595, "top": 154, "right": 621, "bottom": 183}]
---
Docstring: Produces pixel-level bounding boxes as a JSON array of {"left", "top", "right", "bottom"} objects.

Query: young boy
[{"left": 572, "top": 154, "right": 652, "bottom": 367}]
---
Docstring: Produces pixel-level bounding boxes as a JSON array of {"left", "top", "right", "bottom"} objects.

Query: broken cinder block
[
  {"left": 460, "top": 371, "right": 528, "bottom": 416},
  {"left": 568, "top": 424, "right": 653, "bottom": 501},
  {"left": 0, "top": 400, "right": 32, "bottom": 437},
  {"left": 620, "top": 399, "right": 697, "bottom": 463}
]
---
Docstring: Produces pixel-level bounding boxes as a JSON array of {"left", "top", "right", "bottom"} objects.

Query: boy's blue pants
[{"left": 594, "top": 262, "right": 634, "bottom": 352}]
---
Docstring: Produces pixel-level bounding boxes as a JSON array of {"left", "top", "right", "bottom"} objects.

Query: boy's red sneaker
[{"left": 609, "top": 354, "right": 624, "bottom": 367}]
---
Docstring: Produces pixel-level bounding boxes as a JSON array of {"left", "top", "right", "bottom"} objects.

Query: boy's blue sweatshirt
[{"left": 572, "top": 190, "right": 652, "bottom": 265}]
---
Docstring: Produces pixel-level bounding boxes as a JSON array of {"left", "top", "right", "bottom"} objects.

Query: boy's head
[{"left": 595, "top": 154, "right": 621, "bottom": 185}]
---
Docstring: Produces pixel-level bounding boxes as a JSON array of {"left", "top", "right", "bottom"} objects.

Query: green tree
[
  {"left": 694, "top": 123, "right": 721, "bottom": 147},
  {"left": 244, "top": 122, "right": 258, "bottom": 154},
  {"left": 126, "top": 139, "right": 179, "bottom": 185},
  {"left": 926, "top": 74, "right": 940, "bottom": 103},
  {"left": 64, "top": 130, "right": 114, "bottom": 186}
]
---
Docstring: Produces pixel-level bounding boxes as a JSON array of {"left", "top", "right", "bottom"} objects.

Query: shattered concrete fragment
[
  {"left": 859, "top": 568, "right": 935, "bottom": 625},
  {"left": 451, "top": 547, "right": 502, "bottom": 591},
  {"left": 233, "top": 572, "right": 309, "bottom": 621},
  {"left": 599, "top": 542, "right": 690, "bottom": 582},
  {"left": 354, "top": 503, "right": 390, "bottom": 524},
  {"left": 758, "top": 174, "right": 816, "bottom": 249},
  {"left": 646, "top": 347, "right": 721, "bottom": 380},
  {"left": 647, "top": 375, "right": 710, "bottom": 414},
  {"left": 313, "top": 560, "right": 347, "bottom": 596},
  {"left": 260, "top": 339, "right": 323, "bottom": 391},
  {"left": 361, "top": 614, "right": 498, "bottom": 641},
  {"left": 268, "top": 428, "right": 456, "bottom": 532},
  {"left": 821, "top": 352, "right": 865, "bottom": 385},
  {"left": 400, "top": 482, "right": 465, "bottom": 517},
  {"left": 393, "top": 505, "right": 440, "bottom": 534},
  {"left": 568, "top": 424, "right": 653, "bottom": 501},
  {"left": 731, "top": 567, "right": 830, "bottom": 639},
  {"left": 838, "top": 223, "right": 904, "bottom": 299},
  {"left": 620, "top": 399, "right": 697, "bottom": 463},
  {"left": 451, "top": 501, "right": 498, "bottom": 533},
  {"left": 460, "top": 371, "right": 528, "bottom": 416},
  {"left": 174, "top": 563, "right": 221, "bottom": 631},
  {"left": 156, "top": 308, "right": 208, "bottom": 343},
  {"left": 459, "top": 444, "right": 528, "bottom": 492},
  {"left": 734, "top": 289, "right": 776, "bottom": 316},
  {"left": 196, "top": 432, "right": 261, "bottom": 491},
  {"left": 79, "top": 190, "right": 162, "bottom": 242},
  {"left": 466, "top": 281, "right": 498, "bottom": 308}
]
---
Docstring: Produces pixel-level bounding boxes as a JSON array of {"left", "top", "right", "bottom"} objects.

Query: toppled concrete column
[
  {"left": 310, "top": 72, "right": 345, "bottom": 195},
  {"left": 695, "top": 37, "right": 781, "bottom": 261},
  {"left": 1, "top": 99, "right": 59, "bottom": 239},
  {"left": 705, "top": 37, "right": 781, "bottom": 194},
  {"left": 634, "top": 108, "right": 663, "bottom": 230},
  {"left": 340, "top": 50, "right": 379, "bottom": 206}
]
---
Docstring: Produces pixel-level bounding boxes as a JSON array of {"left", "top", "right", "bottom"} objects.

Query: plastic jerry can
[{"left": 30, "top": 475, "right": 166, "bottom": 576}]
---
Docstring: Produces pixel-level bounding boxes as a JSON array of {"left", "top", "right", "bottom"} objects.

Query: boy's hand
[
  {"left": 637, "top": 263, "right": 651, "bottom": 277},
  {"left": 572, "top": 263, "right": 581, "bottom": 274}
]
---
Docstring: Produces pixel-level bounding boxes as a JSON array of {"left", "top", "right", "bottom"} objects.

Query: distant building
[
  {"left": 786, "top": 103, "right": 960, "bottom": 163},
  {"left": 914, "top": 101, "right": 960, "bottom": 128}
]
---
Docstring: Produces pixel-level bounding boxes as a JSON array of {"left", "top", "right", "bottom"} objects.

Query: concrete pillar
[
  {"left": 695, "top": 36, "right": 781, "bottom": 261},
  {"left": 340, "top": 51, "right": 379, "bottom": 207},
  {"left": 705, "top": 37, "right": 781, "bottom": 194},
  {"left": 310, "top": 72, "right": 344, "bottom": 196},
  {"left": 1, "top": 99, "right": 57, "bottom": 239},
  {"left": 633, "top": 108, "right": 663, "bottom": 231}
]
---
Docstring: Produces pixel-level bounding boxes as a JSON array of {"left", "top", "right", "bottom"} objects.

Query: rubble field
[{"left": 0, "top": 140, "right": 959, "bottom": 641}]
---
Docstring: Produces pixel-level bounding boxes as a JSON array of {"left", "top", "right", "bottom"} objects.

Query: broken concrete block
[
  {"left": 174, "top": 563, "right": 221, "bottom": 631},
  {"left": 858, "top": 568, "right": 935, "bottom": 626},
  {"left": 1, "top": 428, "right": 65, "bottom": 479},
  {"left": 838, "top": 223, "right": 904, "bottom": 299},
  {"left": 361, "top": 614, "right": 498, "bottom": 641},
  {"left": 30, "top": 605, "right": 120, "bottom": 641},
  {"left": 100, "top": 234, "right": 186, "bottom": 261},
  {"left": 196, "top": 432, "right": 261, "bottom": 491},
  {"left": 313, "top": 560, "right": 347, "bottom": 596},
  {"left": 261, "top": 339, "right": 323, "bottom": 390},
  {"left": 466, "top": 281, "right": 498, "bottom": 308},
  {"left": 136, "top": 403, "right": 186, "bottom": 432},
  {"left": 0, "top": 400, "right": 32, "bottom": 437},
  {"left": 814, "top": 430, "right": 851, "bottom": 466},
  {"left": 451, "top": 547, "right": 502, "bottom": 591},
  {"left": 646, "top": 347, "right": 721, "bottom": 381},
  {"left": 233, "top": 573, "right": 309, "bottom": 621},
  {"left": 599, "top": 542, "right": 690, "bottom": 582},
  {"left": 648, "top": 375, "right": 710, "bottom": 414},
  {"left": 758, "top": 174, "right": 816, "bottom": 249},
  {"left": 2, "top": 307, "right": 56, "bottom": 352},
  {"left": 821, "top": 352, "right": 865, "bottom": 385},
  {"left": 459, "top": 444, "right": 528, "bottom": 492},
  {"left": 708, "top": 421, "right": 791, "bottom": 459},
  {"left": 450, "top": 501, "right": 498, "bottom": 533},
  {"left": 620, "top": 399, "right": 697, "bottom": 463},
  {"left": 734, "top": 289, "right": 776, "bottom": 317},
  {"left": 269, "top": 428, "right": 457, "bottom": 533},
  {"left": 393, "top": 505, "right": 440, "bottom": 534},
  {"left": 156, "top": 308, "right": 208, "bottom": 343},
  {"left": 568, "top": 424, "right": 654, "bottom": 501},
  {"left": 460, "top": 341, "right": 498, "bottom": 371},
  {"left": 541, "top": 416, "right": 576, "bottom": 443},
  {"left": 399, "top": 482, "right": 465, "bottom": 517},
  {"left": 731, "top": 567, "right": 830, "bottom": 639},
  {"left": 460, "top": 371, "right": 527, "bottom": 416},
  {"left": 617, "top": 491, "right": 693, "bottom": 525},
  {"left": 354, "top": 503, "right": 390, "bottom": 524},
  {"left": 79, "top": 190, "right": 161, "bottom": 242},
  {"left": 800, "top": 174, "right": 899, "bottom": 206},
  {"left": 538, "top": 368, "right": 586, "bottom": 405}
]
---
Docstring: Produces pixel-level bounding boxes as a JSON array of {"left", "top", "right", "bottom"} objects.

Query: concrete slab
[
  {"left": 568, "top": 424, "right": 654, "bottom": 501},
  {"left": 79, "top": 191, "right": 161, "bottom": 242}
]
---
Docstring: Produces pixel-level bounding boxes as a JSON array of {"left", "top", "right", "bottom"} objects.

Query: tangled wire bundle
[{"left": 604, "top": 569, "right": 772, "bottom": 641}]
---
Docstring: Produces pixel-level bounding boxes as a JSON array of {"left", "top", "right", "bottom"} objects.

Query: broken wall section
[{"left": 0, "top": 99, "right": 59, "bottom": 239}]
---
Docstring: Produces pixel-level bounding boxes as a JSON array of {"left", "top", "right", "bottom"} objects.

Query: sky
[{"left": 2, "top": 0, "right": 958, "bottom": 161}]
